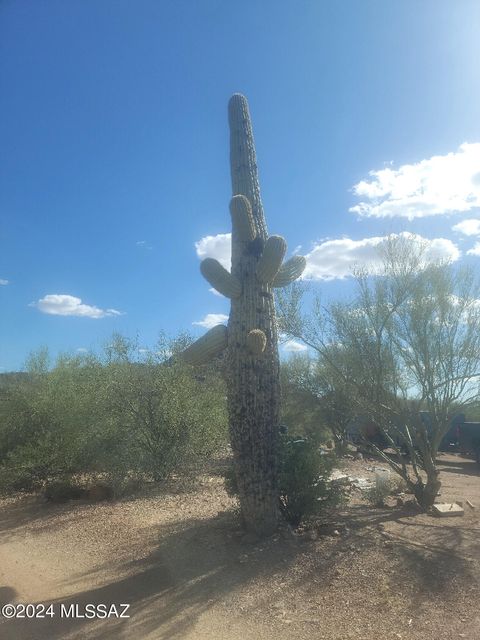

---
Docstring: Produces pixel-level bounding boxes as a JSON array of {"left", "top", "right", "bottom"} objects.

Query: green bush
[
  {"left": 278, "top": 434, "right": 343, "bottom": 527},
  {"left": 0, "top": 335, "right": 228, "bottom": 494},
  {"left": 101, "top": 335, "right": 228, "bottom": 481}
]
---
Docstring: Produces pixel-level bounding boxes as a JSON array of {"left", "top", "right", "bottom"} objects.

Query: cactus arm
[
  {"left": 200, "top": 258, "right": 241, "bottom": 299},
  {"left": 230, "top": 195, "right": 256, "bottom": 242},
  {"left": 272, "top": 255, "right": 307, "bottom": 287},
  {"left": 180, "top": 324, "right": 228, "bottom": 365},
  {"left": 256, "top": 235, "right": 287, "bottom": 284}
]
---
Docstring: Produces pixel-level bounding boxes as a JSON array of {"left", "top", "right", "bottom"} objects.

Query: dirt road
[{"left": 1, "top": 454, "right": 479, "bottom": 640}]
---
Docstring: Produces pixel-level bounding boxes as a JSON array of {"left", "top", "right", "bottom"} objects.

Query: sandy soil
[{"left": 0, "top": 453, "right": 479, "bottom": 640}]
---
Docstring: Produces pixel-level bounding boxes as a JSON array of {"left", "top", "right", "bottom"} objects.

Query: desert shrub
[
  {"left": 278, "top": 434, "right": 344, "bottom": 526},
  {"left": 0, "top": 335, "right": 228, "bottom": 494},
  {"left": 0, "top": 350, "right": 131, "bottom": 492},
  {"left": 101, "top": 334, "right": 228, "bottom": 481}
]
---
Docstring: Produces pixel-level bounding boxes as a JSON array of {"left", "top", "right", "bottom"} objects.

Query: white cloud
[
  {"left": 209, "top": 287, "right": 223, "bottom": 297},
  {"left": 452, "top": 218, "right": 480, "bottom": 236},
  {"left": 0, "top": 279, "right": 9, "bottom": 285},
  {"left": 31, "top": 294, "right": 124, "bottom": 319},
  {"left": 282, "top": 339, "right": 308, "bottom": 353},
  {"left": 76, "top": 347, "right": 88, "bottom": 353},
  {"left": 467, "top": 243, "right": 480, "bottom": 256},
  {"left": 195, "top": 233, "right": 231, "bottom": 269},
  {"left": 136, "top": 240, "right": 153, "bottom": 250},
  {"left": 192, "top": 313, "right": 229, "bottom": 329},
  {"left": 350, "top": 143, "right": 480, "bottom": 219},
  {"left": 303, "top": 232, "right": 460, "bottom": 280}
]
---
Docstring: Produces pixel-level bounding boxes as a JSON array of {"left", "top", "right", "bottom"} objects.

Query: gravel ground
[{"left": 0, "top": 453, "right": 479, "bottom": 640}]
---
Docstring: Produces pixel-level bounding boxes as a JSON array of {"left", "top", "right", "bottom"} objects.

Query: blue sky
[{"left": 1, "top": 0, "right": 480, "bottom": 370}]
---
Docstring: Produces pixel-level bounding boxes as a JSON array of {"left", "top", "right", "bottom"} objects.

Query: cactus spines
[
  {"left": 182, "top": 95, "right": 305, "bottom": 536},
  {"left": 230, "top": 195, "right": 256, "bottom": 242},
  {"left": 247, "top": 329, "right": 267, "bottom": 355},
  {"left": 256, "top": 235, "right": 287, "bottom": 284},
  {"left": 272, "top": 255, "right": 307, "bottom": 287},
  {"left": 180, "top": 324, "right": 228, "bottom": 365},
  {"left": 226, "top": 93, "right": 281, "bottom": 537},
  {"left": 200, "top": 258, "right": 241, "bottom": 299}
]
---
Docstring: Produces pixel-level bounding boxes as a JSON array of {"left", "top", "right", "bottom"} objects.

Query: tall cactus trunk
[
  {"left": 180, "top": 94, "right": 306, "bottom": 538},
  {"left": 226, "top": 94, "right": 281, "bottom": 537}
]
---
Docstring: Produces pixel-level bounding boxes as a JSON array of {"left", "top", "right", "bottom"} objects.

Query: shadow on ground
[
  {"left": 436, "top": 456, "right": 480, "bottom": 477},
  {"left": 2, "top": 494, "right": 478, "bottom": 640},
  {"left": 0, "top": 508, "right": 299, "bottom": 640}
]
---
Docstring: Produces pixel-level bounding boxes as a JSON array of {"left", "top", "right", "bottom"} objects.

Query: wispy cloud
[
  {"left": 192, "top": 313, "right": 228, "bottom": 329},
  {"left": 31, "top": 294, "right": 124, "bottom": 319},
  {"left": 136, "top": 240, "right": 153, "bottom": 250},
  {"left": 350, "top": 143, "right": 480, "bottom": 219},
  {"left": 303, "top": 232, "right": 460, "bottom": 280},
  {"left": 452, "top": 218, "right": 480, "bottom": 236},
  {"left": 0, "top": 279, "right": 9, "bottom": 286},
  {"left": 195, "top": 233, "right": 231, "bottom": 269},
  {"left": 282, "top": 339, "right": 308, "bottom": 353}
]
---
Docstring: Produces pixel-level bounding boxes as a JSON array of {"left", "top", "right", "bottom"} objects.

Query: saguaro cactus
[{"left": 181, "top": 94, "right": 306, "bottom": 536}]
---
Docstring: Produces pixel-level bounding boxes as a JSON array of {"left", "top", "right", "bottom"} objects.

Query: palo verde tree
[
  {"left": 279, "top": 236, "right": 480, "bottom": 509},
  {"left": 180, "top": 95, "right": 306, "bottom": 536}
]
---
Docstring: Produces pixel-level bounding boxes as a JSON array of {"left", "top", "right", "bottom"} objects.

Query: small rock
[{"left": 432, "top": 503, "right": 464, "bottom": 517}]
